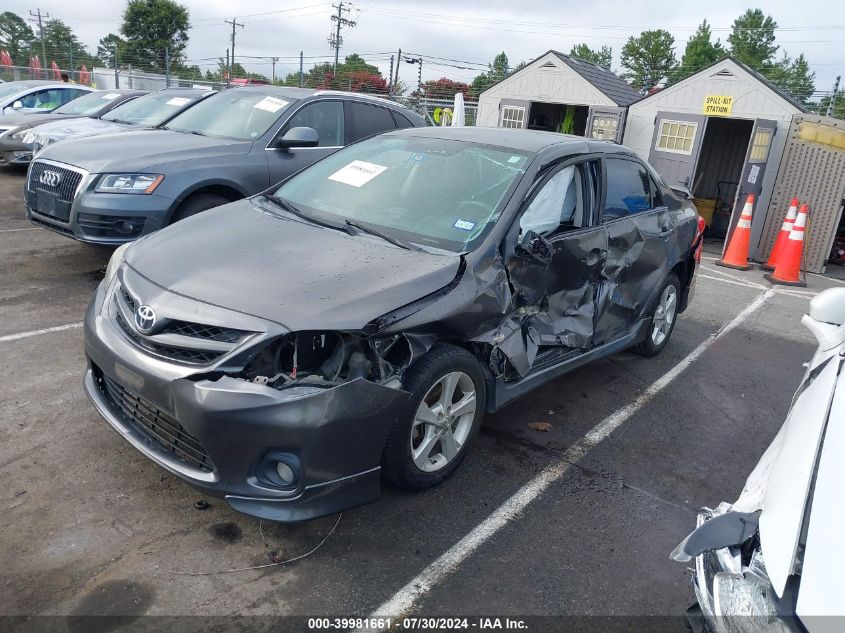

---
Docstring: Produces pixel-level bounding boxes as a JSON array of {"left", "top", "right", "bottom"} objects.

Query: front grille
[
  {"left": 77, "top": 213, "right": 146, "bottom": 239},
  {"left": 95, "top": 366, "right": 214, "bottom": 473},
  {"left": 162, "top": 320, "right": 246, "bottom": 344},
  {"left": 115, "top": 312, "right": 223, "bottom": 365},
  {"left": 28, "top": 161, "right": 83, "bottom": 203}
]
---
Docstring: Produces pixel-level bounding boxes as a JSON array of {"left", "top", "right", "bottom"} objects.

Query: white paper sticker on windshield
[
  {"left": 454, "top": 219, "right": 475, "bottom": 231},
  {"left": 328, "top": 161, "right": 388, "bottom": 187},
  {"left": 166, "top": 97, "right": 191, "bottom": 106},
  {"left": 254, "top": 96, "right": 288, "bottom": 113},
  {"left": 102, "top": 93, "right": 120, "bottom": 100}
]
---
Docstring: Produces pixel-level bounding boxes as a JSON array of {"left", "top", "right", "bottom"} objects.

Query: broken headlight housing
[{"left": 712, "top": 565, "right": 792, "bottom": 633}]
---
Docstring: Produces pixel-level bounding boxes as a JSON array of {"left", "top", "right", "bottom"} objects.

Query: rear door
[
  {"left": 595, "top": 155, "right": 674, "bottom": 345},
  {"left": 648, "top": 112, "right": 706, "bottom": 189},
  {"left": 586, "top": 107, "right": 626, "bottom": 143}
]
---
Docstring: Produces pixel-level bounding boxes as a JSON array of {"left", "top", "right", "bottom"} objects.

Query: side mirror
[
  {"left": 809, "top": 288, "right": 845, "bottom": 326},
  {"left": 11, "top": 100, "right": 23, "bottom": 110},
  {"left": 515, "top": 230, "right": 553, "bottom": 266},
  {"left": 277, "top": 126, "right": 319, "bottom": 149}
]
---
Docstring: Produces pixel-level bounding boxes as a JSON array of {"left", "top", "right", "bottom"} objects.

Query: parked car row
[{"left": 2, "top": 78, "right": 703, "bottom": 524}]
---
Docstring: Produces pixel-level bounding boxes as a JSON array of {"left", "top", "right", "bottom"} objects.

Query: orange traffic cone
[
  {"left": 762, "top": 197, "right": 799, "bottom": 271},
  {"left": 716, "top": 194, "right": 755, "bottom": 270},
  {"left": 764, "top": 204, "right": 808, "bottom": 287}
]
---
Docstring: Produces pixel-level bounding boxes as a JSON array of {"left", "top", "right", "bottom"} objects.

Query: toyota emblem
[
  {"left": 134, "top": 305, "right": 157, "bottom": 334},
  {"left": 39, "top": 169, "right": 62, "bottom": 187}
]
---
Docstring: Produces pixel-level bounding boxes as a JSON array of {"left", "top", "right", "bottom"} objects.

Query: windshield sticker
[
  {"left": 507, "top": 155, "right": 523, "bottom": 164},
  {"left": 166, "top": 97, "right": 191, "bottom": 106},
  {"left": 328, "top": 161, "right": 388, "bottom": 187},
  {"left": 254, "top": 96, "right": 288, "bottom": 113},
  {"left": 453, "top": 219, "right": 476, "bottom": 231},
  {"left": 102, "top": 93, "right": 120, "bottom": 99}
]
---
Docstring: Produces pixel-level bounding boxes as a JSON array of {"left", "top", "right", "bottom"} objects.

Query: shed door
[
  {"left": 755, "top": 115, "right": 845, "bottom": 273},
  {"left": 586, "top": 107, "right": 625, "bottom": 143},
  {"left": 647, "top": 112, "right": 706, "bottom": 189},
  {"left": 726, "top": 118, "right": 778, "bottom": 244}
]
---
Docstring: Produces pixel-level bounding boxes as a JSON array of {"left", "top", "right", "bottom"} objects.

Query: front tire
[
  {"left": 170, "top": 193, "right": 230, "bottom": 224},
  {"left": 636, "top": 272, "right": 680, "bottom": 357},
  {"left": 382, "top": 344, "right": 486, "bottom": 490}
]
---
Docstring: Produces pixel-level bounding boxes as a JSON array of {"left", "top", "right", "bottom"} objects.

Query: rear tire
[
  {"left": 635, "top": 272, "right": 680, "bottom": 357},
  {"left": 170, "top": 193, "right": 230, "bottom": 224},
  {"left": 382, "top": 344, "right": 486, "bottom": 490}
]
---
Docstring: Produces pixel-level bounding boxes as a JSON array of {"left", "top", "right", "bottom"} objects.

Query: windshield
[
  {"left": 272, "top": 135, "right": 530, "bottom": 253},
  {"left": 53, "top": 91, "right": 124, "bottom": 116},
  {"left": 164, "top": 91, "right": 293, "bottom": 141},
  {"left": 101, "top": 92, "right": 198, "bottom": 126}
]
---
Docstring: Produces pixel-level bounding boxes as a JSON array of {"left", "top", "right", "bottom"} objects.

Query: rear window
[
  {"left": 603, "top": 158, "right": 653, "bottom": 222},
  {"left": 349, "top": 102, "right": 396, "bottom": 141}
]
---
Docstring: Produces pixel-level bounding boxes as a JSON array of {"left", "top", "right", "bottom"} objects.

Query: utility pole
[
  {"left": 406, "top": 56, "right": 422, "bottom": 94},
  {"left": 393, "top": 47, "right": 401, "bottom": 86},
  {"left": 328, "top": 2, "right": 356, "bottom": 83},
  {"left": 224, "top": 17, "right": 244, "bottom": 80},
  {"left": 112, "top": 45, "right": 119, "bottom": 88},
  {"left": 28, "top": 8, "right": 50, "bottom": 79},
  {"left": 388, "top": 55, "right": 394, "bottom": 96},
  {"left": 165, "top": 48, "right": 171, "bottom": 87},
  {"left": 827, "top": 75, "right": 841, "bottom": 117},
  {"left": 68, "top": 43, "right": 73, "bottom": 82},
  {"left": 299, "top": 51, "right": 304, "bottom": 88},
  {"left": 271, "top": 56, "right": 279, "bottom": 84},
  {"left": 225, "top": 48, "right": 230, "bottom": 87}
]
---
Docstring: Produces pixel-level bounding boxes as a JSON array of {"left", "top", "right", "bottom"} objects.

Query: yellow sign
[{"left": 703, "top": 95, "right": 734, "bottom": 116}]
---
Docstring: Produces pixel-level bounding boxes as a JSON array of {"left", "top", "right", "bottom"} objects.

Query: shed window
[
  {"left": 500, "top": 106, "right": 526, "bottom": 129},
  {"left": 590, "top": 114, "right": 619, "bottom": 140},
  {"left": 749, "top": 127, "right": 774, "bottom": 163},
  {"left": 655, "top": 119, "right": 697, "bottom": 154}
]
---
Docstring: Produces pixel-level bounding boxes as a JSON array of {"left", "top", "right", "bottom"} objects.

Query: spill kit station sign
[{"left": 703, "top": 95, "right": 734, "bottom": 116}]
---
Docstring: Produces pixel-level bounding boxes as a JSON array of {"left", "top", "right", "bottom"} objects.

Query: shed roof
[
  {"left": 632, "top": 56, "right": 808, "bottom": 113},
  {"left": 550, "top": 52, "right": 640, "bottom": 107},
  {"left": 479, "top": 50, "right": 640, "bottom": 107}
]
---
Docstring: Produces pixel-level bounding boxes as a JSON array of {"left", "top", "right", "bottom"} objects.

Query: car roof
[
  {"left": 151, "top": 87, "right": 214, "bottom": 97},
  {"left": 386, "top": 126, "right": 633, "bottom": 154},
  {"left": 227, "top": 85, "right": 418, "bottom": 113}
]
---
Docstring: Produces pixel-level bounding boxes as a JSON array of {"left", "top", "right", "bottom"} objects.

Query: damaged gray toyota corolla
[{"left": 83, "top": 127, "right": 703, "bottom": 522}]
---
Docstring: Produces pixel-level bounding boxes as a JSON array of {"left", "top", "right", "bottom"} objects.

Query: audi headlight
[
  {"left": 104, "top": 242, "right": 131, "bottom": 286},
  {"left": 9, "top": 129, "right": 27, "bottom": 142},
  {"left": 95, "top": 174, "right": 164, "bottom": 194}
]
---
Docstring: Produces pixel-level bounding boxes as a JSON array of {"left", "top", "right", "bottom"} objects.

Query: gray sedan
[
  {"left": 25, "top": 86, "right": 425, "bottom": 243},
  {"left": 0, "top": 89, "right": 146, "bottom": 166}
]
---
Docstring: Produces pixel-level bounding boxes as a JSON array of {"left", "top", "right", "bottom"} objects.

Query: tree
[
  {"left": 0, "top": 11, "right": 35, "bottom": 66},
  {"left": 36, "top": 19, "right": 95, "bottom": 72},
  {"left": 569, "top": 43, "right": 612, "bottom": 70},
  {"left": 121, "top": 0, "right": 190, "bottom": 73},
  {"left": 470, "top": 52, "right": 509, "bottom": 97},
  {"left": 422, "top": 77, "right": 471, "bottom": 99},
  {"left": 675, "top": 20, "right": 724, "bottom": 81},
  {"left": 621, "top": 30, "right": 677, "bottom": 91},
  {"left": 815, "top": 90, "right": 844, "bottom": 120},
  {"left": 764, "top": 52, "right": 815, "bottom": 105},
  {"left": 727, "top": 9, "right": 778, "bottom": 71},
  {"left": 97, "top": 33, "right": 126, "bottom": 67}
]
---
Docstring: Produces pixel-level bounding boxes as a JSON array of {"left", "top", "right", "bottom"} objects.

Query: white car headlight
[
  {"left": 9, "top": 129, "right": 27, "bottom": 142},
  {"left": 95, "top": 174, "right": 164, "bottom": 194},
  {"left": 713, "top": 570, "right": 791, "bottom": 632},
  {"left": 104, "top": 242, "right": 132, "bottom": 286}
]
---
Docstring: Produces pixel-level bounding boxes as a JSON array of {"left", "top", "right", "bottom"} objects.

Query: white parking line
[
  {"left": 0, "top": 227, "right": 39, "bottom": 233},
  {"left": 0, "top": 322, "right": 83, "bottom": 343},
  {"left": 363, "top": 289, "right": 774, "bottom": 626}
]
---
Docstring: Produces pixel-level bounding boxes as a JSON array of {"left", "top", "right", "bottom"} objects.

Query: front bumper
[
  {"left": 24, "top": 161, "right": 175, "bottom": 244},
  {"left": 82, "top": 280, "right": 413, "bottom": 521}
]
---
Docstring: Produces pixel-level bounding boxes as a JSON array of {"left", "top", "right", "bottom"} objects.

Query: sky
[{"left": 5, "top": 0, "right": 844, "bottom": 99}]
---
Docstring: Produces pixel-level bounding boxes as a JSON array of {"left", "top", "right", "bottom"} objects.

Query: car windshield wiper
[
  {"left": 264, "top": 195, "right": 347, "bottom": 233},
  {"left": 344, "top": 219, "right": 420, "bottom": 251}
]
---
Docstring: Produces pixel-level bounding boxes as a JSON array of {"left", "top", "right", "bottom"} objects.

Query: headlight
[
  {"left": 9, "top": 129, "right": 27, "bottom": 142},
  {"left": 104, "top": 242, "right": 132, "bottom": 285},
  {"left": 95, "top": 174, "right": 164, "bottom": 194}
]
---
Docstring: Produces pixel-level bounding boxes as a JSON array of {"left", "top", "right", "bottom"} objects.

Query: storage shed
[
  {"left": 622, "top": 57, "right": 808, "bottom": 257},
  {"left": 476, "top": 51, "right": 640, "bottom": 143}
]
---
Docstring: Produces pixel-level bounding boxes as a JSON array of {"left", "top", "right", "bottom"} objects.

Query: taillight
[
  {"left": 697, "top": 214, "right": 706, "bottom": 237},
  {"left": 694, "top": 214, "right": 705, "bottom": 263}
]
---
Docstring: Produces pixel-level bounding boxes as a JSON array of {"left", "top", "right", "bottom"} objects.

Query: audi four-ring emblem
[
  {"left": 134, "top": 305, "right": 157, "bottom": 334},
  {"left": 39, "top": 169, "right": 63, "bottom": 187}
]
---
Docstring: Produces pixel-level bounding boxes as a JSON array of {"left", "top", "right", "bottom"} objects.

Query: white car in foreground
[{"left": 673, "top": 287, "right": 845, "bottom": 633}]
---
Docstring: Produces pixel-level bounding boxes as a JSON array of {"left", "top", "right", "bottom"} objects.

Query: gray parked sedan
[
  {"left": 24, "top": 87, "right": 425, "bottom": 243},
  {"left": 0, "top": 89, "right": 146, "bottom": 165}
]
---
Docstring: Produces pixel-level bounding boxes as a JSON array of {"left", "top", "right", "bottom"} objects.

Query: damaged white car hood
[{"left": 731, "top": 291, "right": 845, "bottom": 628}]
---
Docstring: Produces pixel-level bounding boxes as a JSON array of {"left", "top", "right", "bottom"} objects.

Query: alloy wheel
[{"left": 651, "top": 284, "right": 678, "bottom": 346}]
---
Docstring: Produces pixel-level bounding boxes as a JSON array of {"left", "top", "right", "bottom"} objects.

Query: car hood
[
  {"left": 124, "top": 198, "right": 462, "bottom": 331},
  {"left": 26, "top": 117, "right": 131, "bottom": 147},
  {"left": 34, "top": 128, "right": 252, "bottom": 173},
  {"left": 0, "top": 111, "right": 70, "bottom": 131}
]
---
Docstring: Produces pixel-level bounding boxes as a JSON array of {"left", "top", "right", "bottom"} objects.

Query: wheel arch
[{"left": 165, "top": 180, "right": 249, "bottom": 224}]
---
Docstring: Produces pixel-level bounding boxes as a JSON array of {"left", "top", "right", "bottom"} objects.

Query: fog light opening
[
  {"left": 275, "top": 461, "right": 295, "bottom": 485},
  {"left": 117, "top": 221, "right": 136, "bottom": 234}
]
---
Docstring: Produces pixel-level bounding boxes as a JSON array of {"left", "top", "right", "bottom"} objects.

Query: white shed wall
[{"left": 476, "top": 52, "right": 617, "bottom": 127}]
